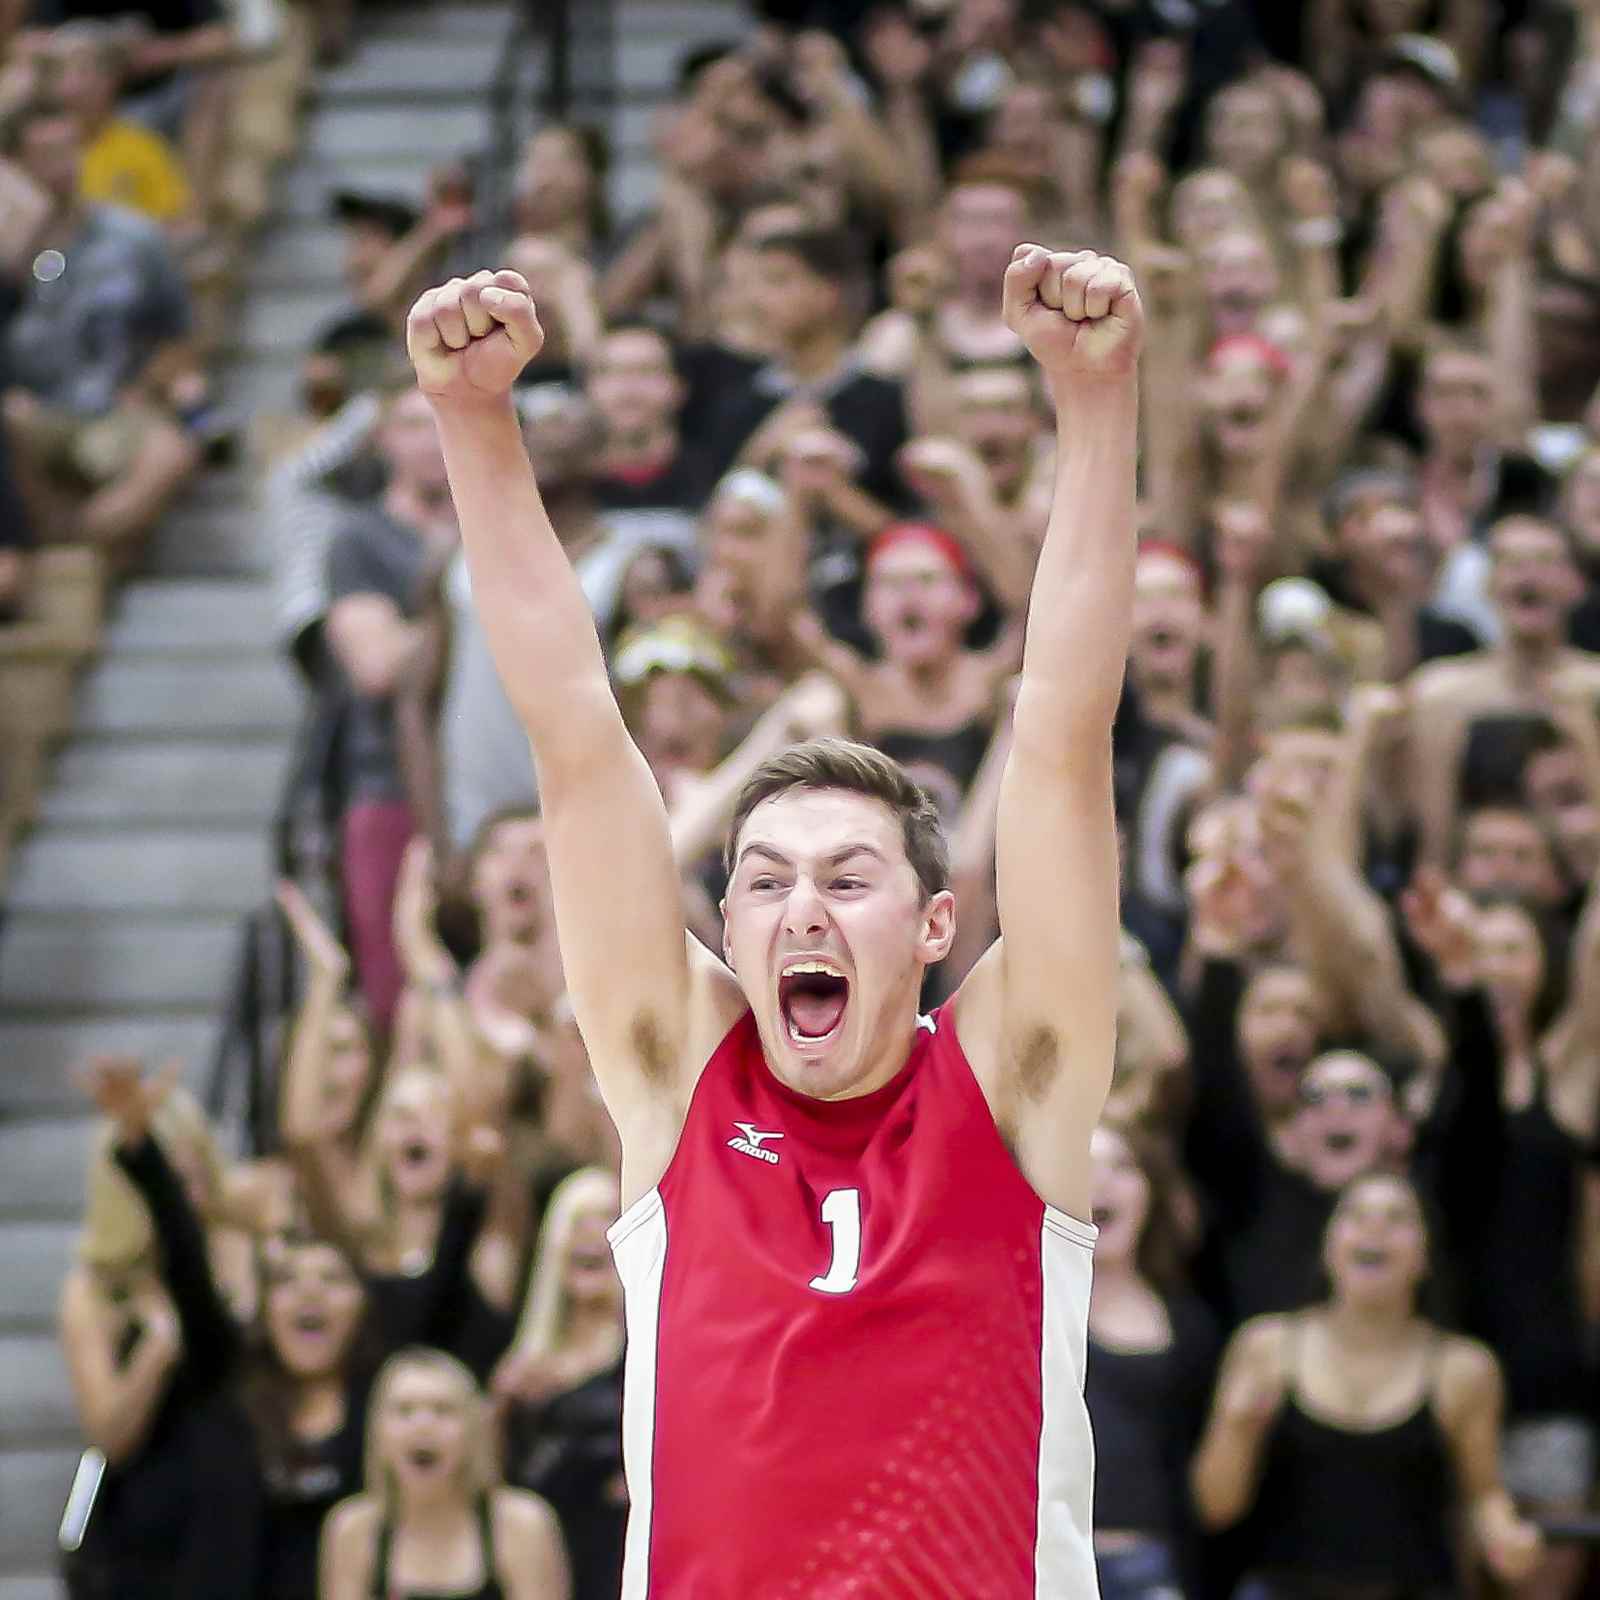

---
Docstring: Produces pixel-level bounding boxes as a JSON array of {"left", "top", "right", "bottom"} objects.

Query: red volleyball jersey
[{"left": 606, "top": 1000, "right": 1099, "bottom": 1599}]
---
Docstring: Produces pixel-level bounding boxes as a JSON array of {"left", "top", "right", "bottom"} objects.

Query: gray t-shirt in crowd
[
  {"left": 5, "top": 203, "right": 190, "bottom": 417},
  {"left": 326, "top": 503, "right": 428, "bottom": 806}
]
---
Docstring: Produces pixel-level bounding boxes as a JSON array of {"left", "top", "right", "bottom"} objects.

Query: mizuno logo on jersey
[{"left": 728, "top": 1122, "right": 784, "bottom": 1165}]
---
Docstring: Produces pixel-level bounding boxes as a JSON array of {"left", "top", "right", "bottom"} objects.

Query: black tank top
[
  {"left": 372, "top": 1496, "right": 504, "bottom": 1600},
  {"left": 1459, "top": 1082, "right": 1589, "bottom": 1419},
  {"left": 1250, "top": 1323, "right": 1460, "bottom": 1597},
  {"left": 874, "top": 720, "right": 993, "bottom": 799}
]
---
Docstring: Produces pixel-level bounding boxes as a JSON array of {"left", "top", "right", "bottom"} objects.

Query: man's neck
[
  {"left": 544, "top": 489, "right": 602, "bottom": 556},
  {"left": 782, "top": 326, "right": 849, "bottom": 385},
  {"left": 1425, "top": 443, "right": 1489, "bottom": 486},
  {"left": 1498, "top": 633, "right": 1565, "bottom": 681},
  {"left": 1131, "top": 673, "right": 1193, "bottom": 728},
  {"left": 603, "top": 423, "right": 678, "bottom": 476}
]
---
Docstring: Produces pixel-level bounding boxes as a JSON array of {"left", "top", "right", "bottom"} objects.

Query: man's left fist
[{"left": 1001, "top": 246, "right": 1142, "bottom": 380}]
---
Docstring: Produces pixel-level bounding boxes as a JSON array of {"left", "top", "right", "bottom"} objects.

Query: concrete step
[
  {"left": 0, "top": 1575, "right": 67, "bottom": 1600},
  {"left": 303, "top": 102, "right": 489, "bottom": 164},
  {"left": 74, "top": 656, "right": 299, "bottom": 738},
  {"left": 0, "top": 915, "right": 241, "bottom": 1015},
  {"left": 0, "top": 1018, "right": 216, "bottom": 1117},
  {"left": 143, "top": 501, "right": 270, "bottom": 578},
  {"left": 227, "top": 284, "right": 369, "bottom": 359},
  {"left": 0, "top": 1447, "right": 79, "bottom": 1572},
  {"left": 317, "top": 35, "right": 512, "bottom": 96},
  {"left": 5, "top": 829, "right": 274, "bottom": 916},
  {"left": 40, "top": 738, "right": 288, "bottom": 827},
  {"left": 0, "top": 1338, "right": 75, "bottom": 1447},
  {"left": 245, "top": 219, "right": 349, "bottom": 292},
  {"left": 104, "top": 581, "right": 278, "bottom": 654},
  {"left": 366, "top": 2, "right": 510, "bottom": 40},
  {"left": 0, "top": 1121, "right": 94, "bottom": 1220},
  {"left": 215, "top": 349, "right": 305, "bottom": 424},
  {"left": 0, "top": 1226, "right": 75, "bottom": 1333}
]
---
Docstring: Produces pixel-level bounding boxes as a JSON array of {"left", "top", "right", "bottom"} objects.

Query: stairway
[
  {"left": 0, "top": 1, "right": 743, "bottom": 1592},
  {"left": 0, "top": 6, "right": 516, "bottom": 1592}
]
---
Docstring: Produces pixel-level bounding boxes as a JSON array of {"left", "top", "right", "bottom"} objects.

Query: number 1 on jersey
[{"left": 809, "top": 1188, "right": 861, "bottom": 1295}]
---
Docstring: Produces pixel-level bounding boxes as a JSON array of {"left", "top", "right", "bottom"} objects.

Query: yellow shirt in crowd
[{"left": 80, "top": 120, "right": 192, "bottom": 223}]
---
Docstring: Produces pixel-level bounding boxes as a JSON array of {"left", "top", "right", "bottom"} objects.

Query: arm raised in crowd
[
  {"left": 406, "top": 271, "right": 743, "bottom": 1196},
  {"left": 954, "top": 247, "right": 1140, "bottom": 1219},
  {"left": 1191, "top": 1316, "right": 1289, "bottom": 1529}
]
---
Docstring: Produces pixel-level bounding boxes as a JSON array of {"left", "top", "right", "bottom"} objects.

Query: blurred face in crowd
[
  {"left": 322, "top": 1006, "right": 373, "bottom": 1138},
  {"left": 15, "top": 109, "right": 84, "bottom": 208},
  {"left": 618, "top": 546, "right": 691, "bottom": 631},
  {"left": 471, "top": 814, "right": 550, "bottom": 947},
  {"left": 263, "top": 1241, "right": 365, "bottom": 1379},
  {"left": 1204, "top": 82, "right": 1287, "bottom": 187},
  {"left": 376, "top": 1070, "right": 453, "bottom": 1204},
  {"left": 1342, "top": 500, "right": 1431, "bottom": 593},
  {"left": 864, "top": 537, "right": 979, "bottom": 671},
  {"left": 749, "top": 246, "right": 844, "bottom": 350},
  {"left": 1474, "top": 901, "right": 1546, "bottom": 1012},
  {"left": 1170, "top": 169, "right": 1255, "bottom": 254},
  {"left": 1360, "top": 0, "right": 1429, "bottom": 38},
  {"left": 1418, "top": 349, "right": 1495, "bottom": 462},
  {"left": 1488, "top": 517, "right": 1582, "bottom": 646},
  {"left": 1525, "top": 743, "right": 1600, "bottom": 883},
  {"left": 635, "top": 669, "right": 727, "bottom": 776},
  {"left": 564, "top": 1206, "right": 623, "bottom": 1309},
  {"left": 1562, "top": 451, "right": 1600, "bottom": 565},
  {"left": 380, "top": 388, "right": 449, "bottom": 497},
  {"left": 1200, "top": 232, "right": 1279, "bottom": 340},
  {"left": 1415, "top": 121, "right": 1495, "bottom": 200},
  {"left": 987, "top": 83, "right": 1057, "bottom": 181},
  {"left": 521, "top": 393, "right": 601, "bottom": 495},
  {"left": 1088, "top": 1125, "right": 1150, "bottom": 1270},
  {"left": 1238, "top": 965, "right": 1323, "bottom": 1119},
  {"left": 1325, "top": 1173, "right": 1428, "bottom": 1309},
  {"left": 588, "top": 327, "right": 683, "bottom": 446},
  {"left": 47, "top": 37, "right": 120, "bottom": 125},
  {"left": 1130, "top": 547, "right": 1204, "bottom": 695},
  {"left": 514, "top": 125, "right": 596, "bottom": 231},
  {"left": 950, "top": 368, "right": 1038, "bottom": 497},
  {"left": 941, "top": 181, "right": 1029, "bottom": 298},
  {"left": 1457, "top": 806, "right": 1566, "bottom": 906},
  {"left": 1202, "top": 345, "right": 1279, "bottom": 460},
  {"left": 1295, "top": 1052, "right": 1402, "bottom": 1192},
  {"left": 724, "top": 786, "right": 949, "bottom": 1097},
  {"left": 378, "top": 1362, "right": 474, "bottom": 1501},
  {"left": 342, "top": 219, "right": 398, "bottom": 293}
]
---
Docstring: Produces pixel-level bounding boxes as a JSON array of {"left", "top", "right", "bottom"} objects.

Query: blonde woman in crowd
[
  {"left": 320, "top": 1348, "right": 568, "bottom": 1600},
  {"left": 495, "top": 1168, "right": 625, "bottom": 1600}
]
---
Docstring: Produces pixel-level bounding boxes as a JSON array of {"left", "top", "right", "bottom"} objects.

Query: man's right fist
[{"left": 406, "top": 269, "right": 545, "bottom": 404}]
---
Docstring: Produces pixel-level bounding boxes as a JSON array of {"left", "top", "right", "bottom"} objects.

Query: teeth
[{"left": 783, "top": 960, "right": 844, "bottom": 978}]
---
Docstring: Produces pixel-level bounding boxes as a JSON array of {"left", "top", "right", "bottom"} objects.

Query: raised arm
[
  {"left": 954, "top": 247, "right": 1139, "bottom": 1219},
  {"left": 406, "top": 273, "right": 738, "bottom": 1183}
]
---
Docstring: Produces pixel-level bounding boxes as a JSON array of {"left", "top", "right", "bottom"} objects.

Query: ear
[
  {"left": 918, "top": 889, "right": 958, "bottom": 966},
  {"left": 720, "top": 900, "right": 733, "bottom": 969}
]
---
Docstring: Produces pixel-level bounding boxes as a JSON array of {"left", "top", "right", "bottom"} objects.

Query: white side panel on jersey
[
  {"left": 1034, "top": 1204, "right": 1100, "bottom": 1600},
  {"left": 608, "top": 1187, "right": 669, "bottom": 1600}
]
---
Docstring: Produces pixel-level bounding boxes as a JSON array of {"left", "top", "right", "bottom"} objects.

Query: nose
[{"left": 783, "top": 876, "right": 830, "bottom": 939}]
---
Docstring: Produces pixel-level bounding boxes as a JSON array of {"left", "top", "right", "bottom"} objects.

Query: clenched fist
[
  {"left": 406, "top": 268, "right": 545, "bottom": 405},
  {"left": 1002, "top": 245, "right": 1142, "bottom": 381}
]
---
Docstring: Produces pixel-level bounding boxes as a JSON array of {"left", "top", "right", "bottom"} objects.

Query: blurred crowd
[{"left": 19, "top": 0, "right": 1600, "bottom": 1596}]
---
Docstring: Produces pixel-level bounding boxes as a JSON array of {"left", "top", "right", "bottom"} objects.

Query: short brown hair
[{"left": 724, "top": 738, "right": 949, "bottom": 901}]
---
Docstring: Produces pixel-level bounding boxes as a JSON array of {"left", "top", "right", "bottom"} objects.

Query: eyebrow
[{"left": 736, "top": 843, "right": 889, "bottom": 870}]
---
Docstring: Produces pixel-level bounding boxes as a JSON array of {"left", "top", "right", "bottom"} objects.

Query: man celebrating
[{"left": 406, "top": 243, "right": 1140, "bottom": 1597}]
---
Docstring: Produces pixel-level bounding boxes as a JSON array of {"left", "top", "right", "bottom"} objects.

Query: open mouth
[
  {"left": 896, "top": 608, "right": 927, "bottom": 635},
  {"left": 505, "top": 880, "right": 532, "bottom": 906},
  {"left": 778, "top": 960, "right": 850, "bottom": 1045},
  {"left": 1270, "top": 1049, "right": 1304, "bottom": 1076},
  {"left": 401, "top": 1140, "right": 434, "bottom": 1168},
  {"left": 570, "top": 1248, "right": 609, "bottom": 1271},
  {"left": 1350, "top": 1246, "right": 1389, "bottom": 1268},
  {"left": 406, "top": 1446, "right": 442, "bottom": 1470},
  {"left": 1323, "top": 1131, "right": 1357, "bottom": 1153},
  {"left": 1510, "top": 582, "right": 1546, "bottom": 610},
  {"left": 293, "top": 1311, "right": 330, "bottom": 1336}
]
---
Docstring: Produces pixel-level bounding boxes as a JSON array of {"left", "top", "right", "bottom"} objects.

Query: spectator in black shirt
[
  {"left": 0, "top": 413, "right": 33, "bottom": 620},
  {"left": 683, "top": 227, "right": 909, "bottom": 508}
]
